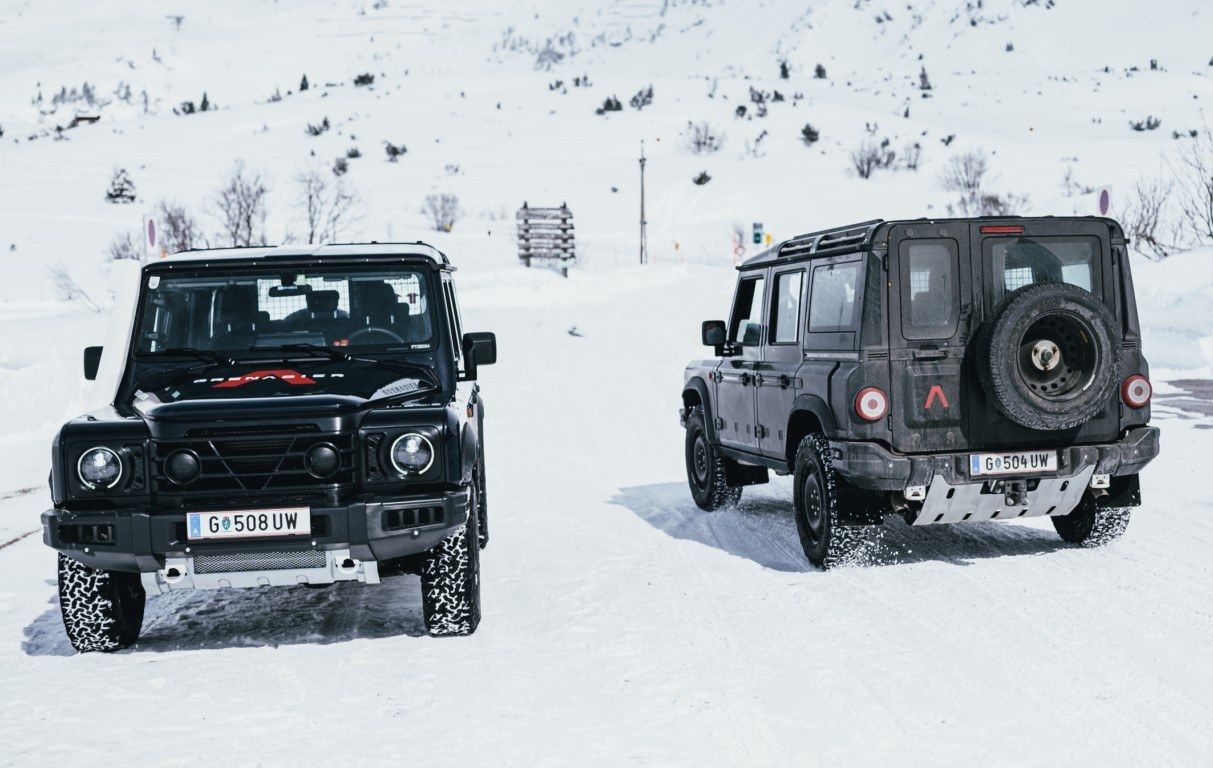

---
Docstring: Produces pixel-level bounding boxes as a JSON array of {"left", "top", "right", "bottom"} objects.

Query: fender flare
[
  {"left": 789, "top": 393, "right": 838, "bottom": 439},
  {"left": 682, "top": 377, "right": 718, "bottom": 442}
]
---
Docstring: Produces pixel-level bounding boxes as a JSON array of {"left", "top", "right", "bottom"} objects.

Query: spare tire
[{"left": 977, "top": 282, "right": 1120, "bottom": 431}]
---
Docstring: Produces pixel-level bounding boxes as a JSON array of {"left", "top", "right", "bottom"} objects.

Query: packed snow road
[{"left": 2, "top": 264, "right": 1211, "bottom": 766}]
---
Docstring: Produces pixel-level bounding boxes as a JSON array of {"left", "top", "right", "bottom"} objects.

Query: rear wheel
[
  {"left": 685, "top": 406, "right": 741, "bottom": 511},
  {"left": 1051, "top": 496, "right": 1130, "bottom": 547},
  {"left": 793, "top": 434, "right": 877, "bottom": 569},
  {"left": 57, "top": 553, "right": 145, "bottom": 653},
  {"left": 420, "top": 485, "right": 482, "bottom": 636}
]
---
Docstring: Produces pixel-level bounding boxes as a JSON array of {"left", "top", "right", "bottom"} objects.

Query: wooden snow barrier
[{"left": 516, "top": 202, "right": 576, "bottom": 277}]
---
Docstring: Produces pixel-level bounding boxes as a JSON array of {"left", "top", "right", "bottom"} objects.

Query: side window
[
  {"left": 728, "top": 275, "right": 765, "bottom": 345},
  {"left": 900, "top": 240, "right": 959, "bottom": 339},
  {"left": 768, "top": 270, "right": 804, "bottom": 345},
  {"left": 808, "top": 263, "right": 859, "bottom": 332}
]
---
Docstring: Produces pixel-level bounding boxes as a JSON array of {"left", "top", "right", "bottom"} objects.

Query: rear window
[
  {"left": 900, "top": 240, "right": 959, "bottom": 339},
  {"left": 808, "top": 263, "right": 859, "bottom": 332},
  {"left": 987, "top": 237, "right": 1098, "bottom": 296}
]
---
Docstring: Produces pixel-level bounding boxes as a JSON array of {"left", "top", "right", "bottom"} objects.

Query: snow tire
[
  {"left": 421, "top": 484, "right": 482, "bottom": 637},
  {"left": 685, "top": 405, "right": 742, "bottom": 511},
  {"left": 57, "top": 552, "right": 145, "bottom": 653}
]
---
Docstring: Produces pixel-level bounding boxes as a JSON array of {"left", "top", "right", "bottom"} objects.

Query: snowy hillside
[{"left": 2, "top": 1, "right": 1213, "bottom": 765}]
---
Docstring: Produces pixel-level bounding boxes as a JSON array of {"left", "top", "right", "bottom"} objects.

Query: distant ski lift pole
[
  {"left": 639, "top": 140, "right": 649, "bottom": 265},
  {"left": 516, "top": 202, "right": 576, "bottom": 278}
]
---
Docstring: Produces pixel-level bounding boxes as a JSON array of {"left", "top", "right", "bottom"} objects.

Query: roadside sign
[
  {"left": 1097, "top": 187, "right": 1111, "bottom": 216},
  {"left": 752, "top": 222, "right": 763, "bottom": 245}
]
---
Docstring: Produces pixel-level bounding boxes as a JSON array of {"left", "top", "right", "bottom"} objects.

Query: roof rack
[{"left": 777, "top": 219, "right": 884, "bottom": 260}]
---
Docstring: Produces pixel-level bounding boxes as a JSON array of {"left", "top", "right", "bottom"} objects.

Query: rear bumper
[
  {"left": 830, "top": 426, "right": 1160, "bottom": 492},
  {"left": 42, "top": 488, "right": 470, "bottom": 574}
]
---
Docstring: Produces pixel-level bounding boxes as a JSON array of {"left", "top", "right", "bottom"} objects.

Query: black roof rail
[{"left": 778, "top": 219, "right": 884, "bottom": 259}]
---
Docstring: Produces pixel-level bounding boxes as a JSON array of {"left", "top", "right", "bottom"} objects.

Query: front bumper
[
  {"left": 43, "top": 488, "right": 470, "bottom": 574},
  {"left": 830, "top": 426, "right": 1160, "bottom": 492}
]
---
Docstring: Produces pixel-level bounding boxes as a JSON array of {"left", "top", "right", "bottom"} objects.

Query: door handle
[
  {"left": 739, "top": 372, "right": 752, "bottom": 386},
  {"left": 778, "top": 374, "right": 791, "bottom": 389}
]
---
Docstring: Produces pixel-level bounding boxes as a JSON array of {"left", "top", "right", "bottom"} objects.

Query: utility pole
[{"left": 638, "top": 140, "right": 648, "bottom": 265}]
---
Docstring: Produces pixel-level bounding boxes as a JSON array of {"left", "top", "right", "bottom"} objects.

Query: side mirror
[
  {"left": 83, "top": 346, "right": 103, "bottom": 381},
  {"left": 461, "top": 332, "right": 497, "bottom": 380},
  {"left": 701, "top": 320, "right": 726, "bottom": 347}
]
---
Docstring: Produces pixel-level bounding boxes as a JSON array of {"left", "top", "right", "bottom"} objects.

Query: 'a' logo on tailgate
[{"left": 924, "top": 384, "right": 950, "bottom": 410}]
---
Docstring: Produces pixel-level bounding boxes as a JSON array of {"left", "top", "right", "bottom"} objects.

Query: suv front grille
[
  {"left": 194, "top": 550, "right": 326, "bottom": 574},
  {"left": 151, "top": 430, "right": 356, "bottom": 495}
]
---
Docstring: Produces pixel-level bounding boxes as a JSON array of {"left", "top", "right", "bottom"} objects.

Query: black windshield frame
[{"left": 132, "top": 262, "right": 440, "bottom": 360}]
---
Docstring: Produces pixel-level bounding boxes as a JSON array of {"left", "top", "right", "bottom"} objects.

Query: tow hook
[
  {"left": 1004, "top": 480, "right": 1028, "bottom": 508},
  {"left": 337, "top": 557, "right": 359, "bottom": 575},
  {"left": 163, "top": 565, "right": 185, "bottom": 584}
]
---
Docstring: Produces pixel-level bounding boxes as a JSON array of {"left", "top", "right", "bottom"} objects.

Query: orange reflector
[{"left": 980, "top": 225, "right": 1024, "bottom": 234}]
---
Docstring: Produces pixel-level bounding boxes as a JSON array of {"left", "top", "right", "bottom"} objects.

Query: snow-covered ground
[{"left": 2, "top": 1, "right": 1213, "bottom": 765}]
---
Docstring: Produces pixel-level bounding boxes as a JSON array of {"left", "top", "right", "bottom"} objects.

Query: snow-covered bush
[
  {"left": 800, "top": 123, "right": 820, "bottom": 146},
  {"left": 105, "top": 168, "right": 136, "bottom": 204},
  {"left": 384, "top": 141, "right": 407, "bottom": 161},
  {"left": 422, "top": 192, "right": 463, "bottom": 232},
  {"left": 299, "top": 74, "right": 310, "bottom": 91},
  {"left": 814, "top": 63, "right": 827, "bottom": 79},
  {"left": 353, "top": 73, "right": 375, "bottom": 86},
  {"left": 214, "top": 161, "right": 269, "bottom": 247},
  {"left": 629, "top": 85, "right": 653, "bottom": 110},
  {"left": 693, "top": 171, "right": 711, "bottom": 185},
  {"left": 684, "top": 121, "right": 724, "bottom": 154},
  {"left": 595, "top": 96, "right": 622, "bottom": 115},
  {"left": 332, "top": 157, "right": 350, "bottom": 176},
  {"left": 346, "top": 147, "right": 362, "bottom": 159},
  {"left": 1130, "top": 116, "right": 1161, "bottom": 132},
  {"left": 903, "top": 141, "right": 923, "bottom": 170},
  {"left": 305, "top": 117, "right": 331, "bottom": 136}
]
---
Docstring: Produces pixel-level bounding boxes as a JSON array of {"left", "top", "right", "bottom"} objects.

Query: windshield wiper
[
  {"left": 130, "top": 358, "right": 231, "bottom": 395},
  {"left": 156, "top": 347, "right": 233, "bottom": 364},
  {"left": 270, "top": 343, "right": 442, "bottom": 389}
]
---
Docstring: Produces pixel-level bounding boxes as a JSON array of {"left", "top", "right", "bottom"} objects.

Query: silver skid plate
[
  {"left": 912, "top": 467, "right": 1094, "bottom": 526},
  {"left": 141, "top": 548, "right": 380, "bottom": 594}
]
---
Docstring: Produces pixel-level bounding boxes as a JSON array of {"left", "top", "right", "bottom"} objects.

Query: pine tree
[
  {"left": 300, "top": 74, "right": 310, "bottom": 92},
  {"left": 200, "top": 92, "right": 211, "bottom": 112},
  {"left": 105, "top": 168, "right": 137, "bottom": 204}
]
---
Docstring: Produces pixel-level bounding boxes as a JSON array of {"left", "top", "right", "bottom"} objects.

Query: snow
[{"left": 2, "top": 1, "right": 1213, "bottom": 765}]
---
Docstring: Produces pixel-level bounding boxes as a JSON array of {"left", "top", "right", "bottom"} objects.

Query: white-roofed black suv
[
  {"left": 681, "top": 218, "right": 1159, "bottom": 568},
  {"left": 44, "top": 243, "right": 497, "bottom": 651}
]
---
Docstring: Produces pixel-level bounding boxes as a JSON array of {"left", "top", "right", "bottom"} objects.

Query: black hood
[{"left": 131, "top": 360, "right": 436, "bottom": 419}]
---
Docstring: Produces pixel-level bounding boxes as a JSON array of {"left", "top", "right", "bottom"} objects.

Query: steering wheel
[{"left": 348, "top": 327, "right": 405, "bottom": 345}]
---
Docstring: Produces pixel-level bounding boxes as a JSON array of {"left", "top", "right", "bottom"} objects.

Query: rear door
[
  {"left": 968, "top": 220, "right": 1119, "bottom": 447},
  {"left": 887, "top": 223, "right": 972, "bottom": 453},
  {"left": 716, "top": 271, "right": 766, "bottom": 452},
  {"left": 756, "top": 266, "right": 805, "bottom": 458}
]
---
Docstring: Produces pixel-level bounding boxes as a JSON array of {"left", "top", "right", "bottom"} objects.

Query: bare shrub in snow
[
  {"left": 296, "top": 167, "right": 360, "bottom": 244},
  {"left": 692, "top": 171, "right": 711, "bottom": 185},
  {"left": 1120, "top": 179, "right": 1179, "bottom": 260},
  {"left": 800, "top": 123, "right": 820, "bottom": 146},
  {"left": 684, "top": 121, "right": 724, "bottom": 155},
  {"left": 157, "top": 200, "right": 205, "bottom": 253},
  {"left": 107, "top": 231, "right": 141, "bottom": 262},
  {"left": 850, "top": 138, "right": 896, "bottom": 179},
  {"left": 305, "top": 117, "right": 331, "bottom": 136},
  {"left": 105, "top": 168, "right": 136, "bottom": 203},
  {"left": 1129, "top": 116, "right": 1161, "bottom": 132},
  {"left": 903, "top": 141, "right": 923, "bottom": 171},
  {"left": 422, "top": 192, "right": 463, "bottom": 232},
  {"left": 939, "top": 149, "right": 1029, "bottom": 215},
  {"left": 384, "top": 141, "right": 407, "bottom": 161},
  {"left": 47, "top": 263, "right": 100, "bottom": 311},
  {"left": 214, "top": 161, "right": 269, "bottom": 247},
  {"left": 1170, "top": 120, "right": 1213, "bottom": 244}
]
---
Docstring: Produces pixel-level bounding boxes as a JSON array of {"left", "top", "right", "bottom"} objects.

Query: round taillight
[
  {"left": 855, "top": 387, "right": 889, "bottom": 422},
  {"left": 1121, "top": 375, "right": 1151, "bottom": 408}
]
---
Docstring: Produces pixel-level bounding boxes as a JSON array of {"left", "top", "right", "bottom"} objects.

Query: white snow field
[{"left": 2, "top": 1, "right": 1213, "bottom": 765}]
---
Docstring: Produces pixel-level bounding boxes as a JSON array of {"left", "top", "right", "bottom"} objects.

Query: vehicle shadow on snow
[
  {"left": 612, "top": 482, "right": 1071, "bottom": 573},
  {"left": 22, "top": 574, "right": 425, "bottom": 656}
]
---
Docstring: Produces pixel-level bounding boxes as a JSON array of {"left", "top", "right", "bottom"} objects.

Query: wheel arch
[
  {"left": 682, "top": 377, "right": 717, "bottom": 442},
  {"left": 786, "top": 394, "right": 837, "bottom": 469}
]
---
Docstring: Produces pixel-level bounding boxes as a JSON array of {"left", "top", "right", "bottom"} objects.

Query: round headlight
[
  {"left": 77, "top": 447, "right": 123, "bottom": 490},
  {"left": 389, "top": 433, "right": 435, "bottom": 475}
]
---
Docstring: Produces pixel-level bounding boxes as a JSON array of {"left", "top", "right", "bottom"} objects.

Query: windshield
[{"left": 135, "top": 265, "right": 435, "bottom": 355}]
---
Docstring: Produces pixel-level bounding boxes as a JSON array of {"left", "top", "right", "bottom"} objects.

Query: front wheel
[
  {"left": 685, "top": 406, "right": 741, "bottom": 511},
  {"left": 57, "top": 553, "right": 145, "bottom": 653},
  {"left": 420, "top": 486, "right": 482, "bottom": 636},
  {"left": 792, "top": 434, "right": 877, "bottom": 569},
  {"left": 1051, "top": 496, "right": 1131, "bottom": 547}
]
